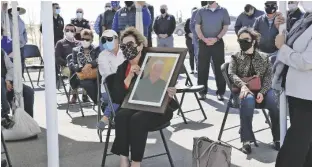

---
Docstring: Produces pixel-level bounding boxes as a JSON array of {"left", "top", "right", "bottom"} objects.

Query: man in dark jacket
[
  {"left": 146, "top": 4, "right": 154, "bottom": 47},
  {"left": 253, "top": 1, "right": 279, "bottom": 55},
  {"left": 71, "top": 8, "right": 91, "bottom": 40},
  {"left": 112, "top": 1, "right": 151, "bottom": 37},
  {"left": 184, "top": 7, "right": 197, "bottom": 73},
  {"left": 287, "top": 1, "right": 304, "bottom": 31},
  {"left": 40, "top": 3, "right": 64, "bottom": 45},
  {"left": 235, "top": 4, "right": 264, "bottom": 34},
  {"left": 153, "top": 4, "right": 176, "bottom": 48}
]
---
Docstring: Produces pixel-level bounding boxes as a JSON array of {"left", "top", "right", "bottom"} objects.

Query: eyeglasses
[
  {"left": 81, "top": 38, "right": 92, "bottom": 42},
  {"left": 65, "top": 29, "right": 75, "bottom": 33},
  {"left": 76, "top": 11, "right": 83, "bottom": 13},
  {"left": 120, "top": 41, "right": 136, "bottom": 50},
  {"left": 101, "top": 36, "right": 114, "bottom": 44}
]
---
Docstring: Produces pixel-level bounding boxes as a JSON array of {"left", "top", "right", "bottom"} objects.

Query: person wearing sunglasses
[
  {"left": 108, "top": 27, "right": 178, "bottom": 167},
  {"left": 69, "top": 29, "right": 101, "bottom": 104},
  {"left": 253, "top": 1, "right": 279, "bottom": 57},
  {"left": 228, "top": 27, "right": 280, "bottom": 154},
  {"left": 97, "top": 29, "right": 124, "bottom": 130},
  {"left": 71, "top": 8, "right": 91, "bottom": 41}
]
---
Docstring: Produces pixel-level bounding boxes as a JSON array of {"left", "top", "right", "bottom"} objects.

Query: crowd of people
[{"left": 1, "top": 1, "right": 312, "bottom": 167}]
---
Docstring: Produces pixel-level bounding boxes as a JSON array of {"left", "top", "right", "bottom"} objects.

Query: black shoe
[
  {"left": 199, "top": 93, "right": 206, "bottom": 100},
  {"left": 1, "top": 159, "right": 7, "bottom": 167},
  {"left": 273, "top": 141, "right": 280, "bottom": 151},
  {"left": 242, "top": 142, "right": 252, "bottom": 154},
  {"left": 82, "top": 95, "right": 90, "bottom": 103},
  {"left": 217, "top": 94, "right": 224, "bottom": 101},
  {"left": 1, "top": 118, "right": 15, "bottom": 129}
]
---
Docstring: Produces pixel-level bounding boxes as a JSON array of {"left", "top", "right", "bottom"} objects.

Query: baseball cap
[{"left": 102, "top": 29, "right": 118, "bottom": 38}]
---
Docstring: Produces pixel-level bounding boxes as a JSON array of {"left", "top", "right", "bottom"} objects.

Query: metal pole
[
  {"left": 11, "top": 1, "right": 24, "bottom": 108},
  {"left": 41, "top": 1, "right": 59, "bottom": 167},
  {"left": 278, "top": 1, "right": 287, "bottom": 146}
]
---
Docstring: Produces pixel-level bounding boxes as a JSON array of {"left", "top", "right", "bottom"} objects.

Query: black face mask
[
  {"left": 265, "top": 5, "right": 277, "bottom": 14},
  {"left": 125, "top": 1, "right": 134, "bottom": 7},
  {"left": 238, "top": 39, "right": 253, "bottom": 52},
  {"left": 120, "top": 42, "right": 140, "bottom": 60},
  {"left": 201, "top": 1, "right": 208, "bottom": 7},
  {"left": 160, "top": 9, "right": 166, "bottom": 14}
]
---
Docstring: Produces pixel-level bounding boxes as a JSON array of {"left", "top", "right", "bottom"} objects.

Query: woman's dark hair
[
  {"left": 81, "top": 29, "right": 94, "bottom": 39},
  {"left": 237, "top": 27, "right": 261, "bottom": 49},
  {"left": 120, "top": 27, "right": 147, "bottom": 46}
]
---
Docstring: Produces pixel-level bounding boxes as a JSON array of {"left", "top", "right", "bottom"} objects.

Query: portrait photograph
[{"left": 128, "top": 53, "right": 179, "bottom": 107}]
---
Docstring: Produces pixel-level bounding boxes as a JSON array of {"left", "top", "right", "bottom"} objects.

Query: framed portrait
[{"left": 122, "top": 47, "right": 187, "bottom": 114}]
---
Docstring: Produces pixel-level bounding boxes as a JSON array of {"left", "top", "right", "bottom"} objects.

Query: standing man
[
  {"left": 8, "top": 5, "right": 27, "bottom": 74},
  {"left": 184, "top": 8, "right": 197, "bottom": 73},
  {"left": 287, "top": 1, "right": 304, "bottom": 31},
  {"left": 235, "top": 4, "right": 264, "bottom": 34},
  {"left": 112, "top": 1, "right": 151, "bottom": 38},
  {"left": 153, "top": 4, "right": 176, "bottom": 48},
  {"left": 71, "top": 8, "right": 91, "bottom": 41},
  {"left": 40, "top": 3, "right": 64, "bottom": 46},
  {"left": 253, "top": 1, "right": 279, "bottom": 56},
  {"left": 195, "top": 1, "right": 230, "bottom": 101},
  {"left": 94, "top": 2, "right": 112, "bottom": 39},
  {"left": 145, "top": 3, "right": 154, "bottom": 47}
]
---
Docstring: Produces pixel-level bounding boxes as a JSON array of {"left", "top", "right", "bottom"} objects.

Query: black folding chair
[
  {"left": 174, "top": 65, "right": 207, "bottom": 124},
  {"left": 1, "top": 131, "right": 12, "bottom": 167},
  {"left": 100, "top": 74, "right": 174, "bottom": 167},
  {"left": 217, "top": 62, "right": 272, "bottom": 150},
  {"left": 23, "top": 44, "right": 44, "bottom": 89}
]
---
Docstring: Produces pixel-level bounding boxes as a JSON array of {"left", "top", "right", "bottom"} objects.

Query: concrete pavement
[{"left": 2, "top": 35, "right": 279, "bottom": 167}]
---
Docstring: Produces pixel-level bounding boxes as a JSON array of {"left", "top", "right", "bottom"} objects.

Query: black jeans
[
  {"left": 275, "top": 96, "right": 312, "bottom": 167},
  {"left": 186, "top": 38, "right": 195, "bottom": 71},
  {"left": 80, "top": 79, "right": 98, "bottom": 103},
  {"left": 1, "top": 78, "right": 11, "bottom": 118},
  {"left": 197, "top": 40, "right": 226, "bottom": 95},
  {"left": 111, "top": 108, "right": 173, "bottom": 162},
  {"left": 148, "top": 30, "right": 153, "bottom": 47}
]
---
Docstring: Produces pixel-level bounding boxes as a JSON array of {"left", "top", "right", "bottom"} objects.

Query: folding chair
[
  {"left": 100, "top": 74, "right": 174, "bottom": 167},
  {"left": 1, "top": 131, "right": 12, "bottom": 167},
  {"left": 23, "top": 44, "right": 44, "bottom": 89},
  {"left": 217, "top": 62, "right": 272, "bottom": 150},
  {"left": 174, "top": 65, "right": 206, "bottom": 124}
]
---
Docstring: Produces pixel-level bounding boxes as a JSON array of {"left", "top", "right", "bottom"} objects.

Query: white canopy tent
[{"left": 6, "top": 1, "right": 287, "bottom": 166}]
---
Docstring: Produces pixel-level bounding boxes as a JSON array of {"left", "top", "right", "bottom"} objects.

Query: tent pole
[
  {"left": 41, "top": 1, "right": 59, "bottom": 167},
  {"left": 278, "top": 1, "right": 287, "bottom": 146}
]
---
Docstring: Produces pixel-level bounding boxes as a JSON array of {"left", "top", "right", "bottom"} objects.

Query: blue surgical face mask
[
  {"left": 55, "top": 9, "right": 61, "bottom": 14},
  {"left": 103, "top": 39, "right": 115, "bottom": 51}
]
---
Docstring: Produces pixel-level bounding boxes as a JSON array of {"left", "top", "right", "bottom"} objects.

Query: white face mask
[
  {"left": 302, "top": 1, "right": 312, "bottom": 12},
  {"left": 82, "top": 40, "right": 91, "bottom": 48},
  {"left": 65, "top": 32, "right": 74, "bottom": 39},
  {"left": 76, "top": 13, "right": 83, "bottom": 19},
  {"left": 288, "top": 4, "right": 298, "bottom": 11}
]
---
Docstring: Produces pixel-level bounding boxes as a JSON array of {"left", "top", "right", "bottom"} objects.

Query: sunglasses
[
  {"left": 101, "top": 36, "right": 114, "bottom": 44},
  {"left": 81, "top": 38, "right": 92, "bottom": 42},
  {"left": 55, "top": 7, "right": 60, "bottom": 9},
  {"left": 237, "top": 38, "right": 252, "bottom": 43},
  {"left": 120, "top": 41, "right": 136, "bottom": 50},
  {"left": 65, "top": 29, "right": 75, "bottom": 33}
]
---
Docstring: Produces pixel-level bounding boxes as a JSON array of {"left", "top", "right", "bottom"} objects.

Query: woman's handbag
[
  {"left": 76, "top": 68, "right": 97, "bottom": 80},
  {"left": 192, "top": 137, "right": 232, "bottom": 167},
  {"left": 232, "top": 76, "right": 261, "bottom": 93}
]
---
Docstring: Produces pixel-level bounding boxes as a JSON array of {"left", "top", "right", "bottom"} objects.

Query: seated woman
[
  {"left": 69, "top": 29, "right": 101, "bottom": 103},
  {"left": 110, "top": 27, "right": 178, "bottom": 167},
  {"left": 228, "top": 27, "right": 280, "bottom": 154},
  {"left": 1, "top": 48, "right": 34, "bottom": 128},
  {"left": 97, "top": 29, "right": 125, "bottom": 130}
]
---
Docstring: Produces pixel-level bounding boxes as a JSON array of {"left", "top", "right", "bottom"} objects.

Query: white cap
[{"left": 102, "top": 29, "right": 118, "bottom": 38}]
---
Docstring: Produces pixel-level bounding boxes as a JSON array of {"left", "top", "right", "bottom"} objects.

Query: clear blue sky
[{"left": 19, "top": 0, "right": 267, "bottom": 25}]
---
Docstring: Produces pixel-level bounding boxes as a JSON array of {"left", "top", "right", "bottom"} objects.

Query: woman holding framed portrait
[{"left": 109, "top": 27, "right": 178, "bottom": 167}]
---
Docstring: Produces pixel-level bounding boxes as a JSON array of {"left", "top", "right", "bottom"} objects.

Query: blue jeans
[
  {"left": 240, "top": 89, "right": 280, "bottom": 142},
  {"left": 192, "top": 37, "right": 199, "bottom": 70},
  {"left": 101, "top": 93, "right": 120, "bottom": 117}
]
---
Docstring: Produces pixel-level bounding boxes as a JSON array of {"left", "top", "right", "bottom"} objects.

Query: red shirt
[{"left": 124, "top": 63, "right": 131, "bottom": 89}]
